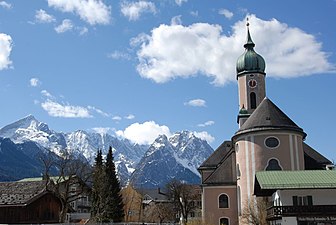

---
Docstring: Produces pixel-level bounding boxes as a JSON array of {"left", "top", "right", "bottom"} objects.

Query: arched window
[
  {"left": 250, "top": 92, "right": 256, "bottom": 109},
  {"left": 219, "top": 217, "right": 229, "bottom": 225},
  {"left": 266, "top": 159, "right": 282, "bottom": 171},
  {"left": 218, "top": 194, "right": 229, "bottom": 208}
]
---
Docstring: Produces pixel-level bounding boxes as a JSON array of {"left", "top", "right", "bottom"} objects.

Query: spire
[{"left": 244, "top": 18, "right": 255, "bottom": 49}]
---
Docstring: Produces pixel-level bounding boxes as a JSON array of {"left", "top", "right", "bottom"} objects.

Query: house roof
[
  {"left": 234, "top": 98, "right": 306, "bottom": 138},
  {"left": 255, "top": 170, "right": 336, "bottom": 191},
  {"left": 0, "top": 180, "right": 51, "bottom": 206}
]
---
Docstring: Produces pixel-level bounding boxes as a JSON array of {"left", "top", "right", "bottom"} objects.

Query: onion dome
[{"left": 236, "top": 21, "right": 266, "bottom": 77}]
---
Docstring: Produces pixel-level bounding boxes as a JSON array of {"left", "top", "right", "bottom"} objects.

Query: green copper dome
[{"left": 236, "top": 24, "right": 266, "bottom": 76}]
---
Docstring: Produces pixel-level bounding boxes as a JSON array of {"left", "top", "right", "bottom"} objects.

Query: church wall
[
  {"left": 235, "top": 130, "right": 305, "bottom": 220},
  {"left": 202, "top": 186, "right": 238, "bottom": 225}
]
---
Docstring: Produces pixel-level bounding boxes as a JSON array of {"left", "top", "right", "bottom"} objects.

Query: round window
[{"left": 265, "top": 137, "right": 279, "bottom": 148}]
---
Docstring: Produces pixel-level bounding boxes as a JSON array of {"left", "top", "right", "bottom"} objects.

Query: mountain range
[{"left": 0, "top": 115, "right": 214, "bottom": 187}]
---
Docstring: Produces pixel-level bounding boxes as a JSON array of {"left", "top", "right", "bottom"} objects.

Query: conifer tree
[
  {"left": 91, "top": 149, "right": 105, "bottom": 221},
  {"left": 103, "top": 146, "right": 125, "bottom": 222}
]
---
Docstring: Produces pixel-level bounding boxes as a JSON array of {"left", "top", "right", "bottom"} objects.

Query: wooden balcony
[{"left": 267, "top": 205, "right": 336, "bottom": 220}]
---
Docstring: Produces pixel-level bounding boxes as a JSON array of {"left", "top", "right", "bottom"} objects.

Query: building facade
[{"left": 199, "top": 22, "right": 332, "bottom": 225}]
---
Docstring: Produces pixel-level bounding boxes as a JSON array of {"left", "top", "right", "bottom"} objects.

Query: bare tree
[
  {"left": 241, "top": 197, "right": 268, "bottom": 225},
  {"left": 40, "top": 149, "right": 92, "bottom": 222},
  {"left": 166, "top": 180, "right": 200, "bottom": 225}
]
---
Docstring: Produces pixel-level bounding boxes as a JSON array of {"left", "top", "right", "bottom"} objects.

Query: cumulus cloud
[
  {"left": 184, "top": 99, "right": 206, "bottom": 107},
  {"left": 0, "top": 1, "right": 11, "bottom": 9},
  {"left": 47, "top": 0, "right": 111, "bottom": 25},
  {"left": 116, "top": 121, "right": 172, "bottom": 145},
  {"left": 55, "top": 19, "right": 73, "bottom": 33},
  {"left": 41, "top": 99, "right": 92, "bottom": 118},
  {"left": 133, "top": 14, "right": 334, "bottom": 86},
  {"left": 30, "top": 78, "right": 41, "bottom": 87},
  {"left": 193, "top": 131, "right": 215, "bottom": 143},
  {"left": 175, "top": 0, "right": 187, "bottom": 6},
  {"left": 218, "top": 8, "right": 233, "bottom": 19},
  {"left": 121, "top": 1, "right": 156, "bottom": 21},
  {"left": 197, "top": 120, "right": 214, "bottom": 127},
  {"left": 0, "top": 33, "right": 13, "bottom": 70},
  {"left": 35, "top": 9, "right": 56, "bottom": 23}
]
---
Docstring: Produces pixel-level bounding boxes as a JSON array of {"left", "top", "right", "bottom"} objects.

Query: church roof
[
  {"left": 198, "top": 141, "right": 236, "bottom": 186},
  {"left": 236, "top": 22, "right": 266, "bottom": 77},
  {"left": 234, "top": 98, "right": 306, "bottom": 138}
]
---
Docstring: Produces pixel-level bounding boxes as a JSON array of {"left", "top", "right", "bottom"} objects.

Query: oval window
[{"left": 265, "top": 137, "right": 279, "bottom": 148}]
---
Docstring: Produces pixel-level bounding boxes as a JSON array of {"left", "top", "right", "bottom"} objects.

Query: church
[{"left": 198, "top": 22, "right": 333, "bottom": 225}]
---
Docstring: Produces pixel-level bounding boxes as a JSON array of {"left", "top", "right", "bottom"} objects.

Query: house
[
  {"left": 254, "top": 170, "right": 336, "bottom": 225},
  {"left": 20, "top": 175, "right": 91, "bottom": 223},
  {"left": 0, "top": 180, "right": 62, "bottom": 224},
  {"left": 198, "top": 21, "right": 333, "bottom": 225}
]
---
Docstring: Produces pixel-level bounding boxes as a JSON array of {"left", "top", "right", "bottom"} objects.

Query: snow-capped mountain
[
  {"left": 0, "top": 115, "right": 214, "bottom": 187},
  {"left": 130, "top": 131, "right": 214, "bottom": 188}
]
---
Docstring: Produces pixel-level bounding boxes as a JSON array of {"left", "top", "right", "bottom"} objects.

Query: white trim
[
  {"left": 294, "top": 135, "right": 300, "bottom": 170},
  {"left": 218, "top": 193, "right": 230, "bottom": 209},
  {"left": 219, "top": 217, "right": 230, "bottom": 225},
  {"left": 245, "top": 137, "right": 250, "bottom": 204},
  {"left": 251, "top": 135, "right": 255, "bottom": 189},
  {"left": 289, "top": 134, "right": 295, "bottom": 170}
]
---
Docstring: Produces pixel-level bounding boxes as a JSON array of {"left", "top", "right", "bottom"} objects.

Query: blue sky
[{"left": 0, "top": 0, "right": 335, "bottom": 161}]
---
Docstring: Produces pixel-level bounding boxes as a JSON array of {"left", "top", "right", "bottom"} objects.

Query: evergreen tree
[
  {"left": 103, "top": 146, "right": 125, "bottom": 222},
  {"left": 91, "top": 149, "right": 105, "bottom": 221}
]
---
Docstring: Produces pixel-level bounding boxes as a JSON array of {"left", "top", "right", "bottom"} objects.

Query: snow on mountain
[
  {"left": 130, "top": 131, "right": 214, "bottom": 188},
  {"left": 0, "top": 115, "right": 214, "bottom": 187}
]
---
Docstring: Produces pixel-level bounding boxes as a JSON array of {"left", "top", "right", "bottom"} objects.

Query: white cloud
[
  {"left": 78, "top": 27, "right": 88, "bottom": 35},
  {"left": 41, "top": 90, "right": 53, "bottom": 98},
  {"left": 197, "top": 120, "right": 214, "bottom": 127},
  {"left": 0, "top": 33, "right": 13, "bottom": 70},
  {"left": 92, "top": 127, "right": 113, "bottom": 134},
  {"left": 35, "top": 9, "right": 56, "bottom": 23},
  {"left": 116, "top": 121, "right": 172, "bottom": 145},
  {"left": 125, "top": 114, "right": 135, "bottom": 120},
  {"left": 41, "top": 99, "right": 92, "bottom": 118},
  {"left": 121, "top": 1, "right": 156, "bottom": 21},
  {"left": 175, "top": 0, "right": 187, "bottom": 6},
  {"left": 171, "top": 15, "right": 182, "bottom": 25},
  {"left": 0, "top": 1, "right": 11, "bottom": 9},
  {"left": 112, "top": 116, "right": 122, "bottom": 121},
  {"left": 184, "top": 99, "right": 206, "bottom": 107},
  {"left": 218, "top": 8, "right": 233, "bottom": 19},
  {"left": 190, "top": 11, "right": 198, "bottom": 17},
  {"left": 41, "top": 90, "right": 53, "bottom": 99},
  {"left": 55, "top": 19, "right": 73, "bottom": 33},
  {"left": 133, "top": 14, "right": 334, "bottom": 86},
  {"left": 87, "top": 105, "right": 109, "bottom": 117},
  {"left": 47, "top": 0, "right": 111, "bottom": 25},
  {"left": 193, "top": 131, "right": 215, "bottom": 143},
  {"left": 108, "top": 50, "right": 131, "bottom": 60},
  {"left": 30, "top": 78, "right": 41, "bottom": 87}
]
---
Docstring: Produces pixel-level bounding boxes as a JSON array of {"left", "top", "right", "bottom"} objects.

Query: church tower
[{"left": 236, "top": 21, "right": 266, "bottom": 127}]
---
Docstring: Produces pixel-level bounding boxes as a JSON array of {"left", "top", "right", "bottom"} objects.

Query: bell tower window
[{"left": 250, "top": 92, "right": 256, "bottom": 109}]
